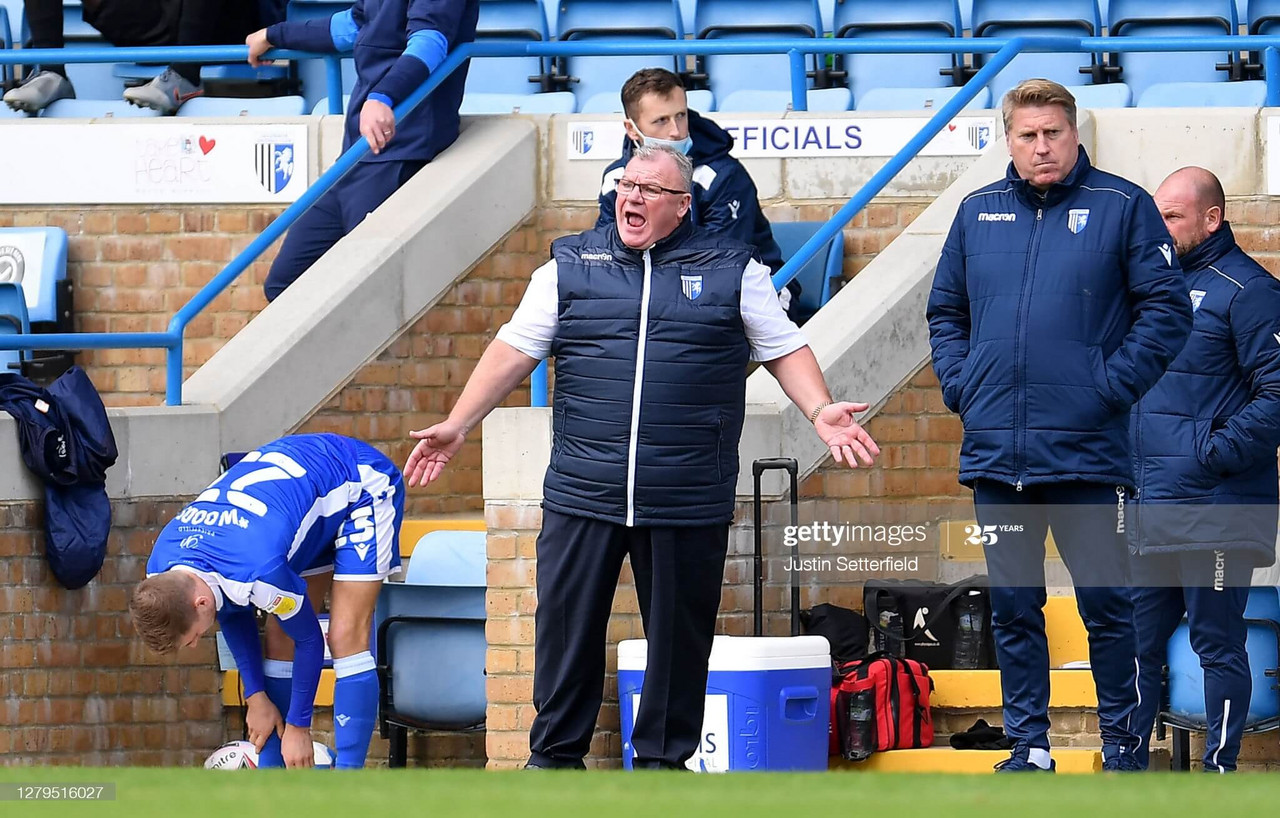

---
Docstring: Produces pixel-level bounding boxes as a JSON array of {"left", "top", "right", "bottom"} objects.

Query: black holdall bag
[{"left": 863, "top": 577, "right": 997, "bottom": 670}]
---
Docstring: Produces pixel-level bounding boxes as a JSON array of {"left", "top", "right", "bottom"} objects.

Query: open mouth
[{"left": 624, "top": 210, "right": 646, "bottom": 229}]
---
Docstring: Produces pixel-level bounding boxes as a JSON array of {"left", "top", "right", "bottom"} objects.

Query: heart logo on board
[
  {"left": 947, "top": 124, "right": 957, "bottom": 131},
  {"left": 199, "top": 136, "right": 216, "bottom": 155}
]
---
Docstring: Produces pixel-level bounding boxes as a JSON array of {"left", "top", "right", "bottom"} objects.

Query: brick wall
[
  {"left": 0, "top": 206, "right": 282, "bottom": 407},
  {"left": 0, "top": 499, "right": 220, "bottom": 767}
]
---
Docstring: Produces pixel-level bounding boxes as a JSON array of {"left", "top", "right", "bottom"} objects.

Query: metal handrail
[{"left": 2, "top": 36, "right": 1280, "bottom": 406}]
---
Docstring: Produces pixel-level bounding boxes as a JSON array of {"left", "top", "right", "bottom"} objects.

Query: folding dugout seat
[
  {"left": 694, "top": 0, "right": 826, "bottom": 110},
  {"left": 1105, "top": 0, "right": 1241, "bottom": 107},
  {"left": 553, "top": 0, "right": 685, "bottom": 114},
  {"left": 770, "top": 220, "right": 844, "bottom": 326},
  {"left": 0, "top": 281, "right": 28, "bottom": 373},
  {"left": 1136, "top": 79, "right": 1266, "bottom": 106},
  {"left": 970, "top": 0, "right": 1113, "bottom": 105},
  {"left": 853, "top": 84, "right": 991, "bottom": 110},
  {"left": 832, "top": 0, "right": 965, "bottom": 111},
  {"left": 176, "top": 95, "right": 308, "bottom": 116},
  {"left": 375, "top": 530, "right": 487, "bottom": 768},
  {"left": 0, "top": 227, "right": 72, "bottom": 378},
  {"left": 287, "top": 0, "right": 357, "bottom": 113},
  {"left": 40, "top": 98, "right": 161, "bottom": 117}
]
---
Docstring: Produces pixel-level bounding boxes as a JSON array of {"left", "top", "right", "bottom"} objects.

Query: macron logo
[
  {"left": 977, "top": 212, "right": 1016, "bottom": 222},
  {"left": 1158, "top": 243, "right": 1173, "bottom": 266},
  {"left": 579, "top": 251, "right": 613, "bottom": 261},
  {"left": 1273, "top": 332, "right": 1280, "bottom": 346}
]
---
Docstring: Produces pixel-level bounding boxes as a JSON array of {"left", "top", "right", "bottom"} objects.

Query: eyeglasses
[{"left": 616, "top": 178, "right": 688, "bottom": 200}]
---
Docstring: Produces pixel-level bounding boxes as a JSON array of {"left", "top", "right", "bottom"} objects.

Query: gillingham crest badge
[
  {"left": 681, "top": 275, "right": 703, "bottom": 301},
  {"left": 255, "top": 142, "right": 295, "bottom": 194},
  {"left": 1067, "top": 208, "right": 1090, "bottom": 234},
  {"left": 1190, "top": 289, "right": 1206, "bottom": 312},
  {"left": 572, "top": 128, "right": 594, "bottom": 156},
  {"left": 966, "top": 123, "right": 991, "bottom": 151}
]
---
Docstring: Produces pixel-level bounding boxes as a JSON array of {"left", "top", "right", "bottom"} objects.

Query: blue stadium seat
[
  {"left": 1106, "top": 0, "right": 1240, "bottom": 105},
  {"left": 20, "top": 0, "right": 126, "bottom": 99},
  {"left": 771, "top": 221, "right": 844, "bottom": 324},
  {"left": 287, "top": 0, "right": 358, "bottom": 113},
  {"left": 1162, "top": 587, "right": 1280, "bottom": 770},
  {"left": 460, "top": 90, "right": 578, "bottom": 113},
  {"left": 717, "top": 87, "right": 852, "bottom": 111},
  {"left": 176, "top": 95, "right": 308, "bottom": 116},
  {"left": 0, "top": 282, "right": 29, "bottom": 373},
  {"left": 854, "top": 84, "right": 991, "bottom": 110},
  {"left": 375, "top": 530, "right": 486, "bottom": 768},
  {"left": 575, "top": 87, "right": 713, "bottom": 113},
  {"left": 41, "top": 99, "right": 162, "bottom": 118},
  {"left": 310, "top": 94, "right": 353, "bottom": 114},
  {"left": 695, "top": 0, "right": 825, "bottom": 109},
  {"left": 833, "top": 0, "right": 964, "bottom": 111},
  {"left": 1065, "top": 82, "right": 1131, "bottom": 107},
  {"left": 0, "top": 0, "right": 17, "bottom": 41},
  {"left": 970, "top": 0, "right": 1105, "bottom": 103},
  {"left": 466, "top": 0, "right": 556, "bottom": 102},
  {"left": 1137, "top": 79, "right": 1266, "bottom": 107},
  {"left": 554, "top": 0, "right": 685, "bottom": 114},
  {"left": 0, "top": 7, "right": 12, "bottom": 87},
  {"left": 1249, "top": 0, "right": 1280, "bottom": 32},
  {"left": 0, "top": 227, "right": 69, "bottom": 328}
]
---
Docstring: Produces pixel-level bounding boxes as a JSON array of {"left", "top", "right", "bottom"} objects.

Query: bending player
[{"left": 129, "top": 433, "right": 403, "bottom": 769}]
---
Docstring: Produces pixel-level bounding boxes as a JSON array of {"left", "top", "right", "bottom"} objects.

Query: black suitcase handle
[{"left": 752, "top": 457, "right": 799, "bottom": 637}]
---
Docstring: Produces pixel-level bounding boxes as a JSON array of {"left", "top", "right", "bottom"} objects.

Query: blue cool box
[{"left": 618, "top": 635, "right": 831, "bottom": 772}]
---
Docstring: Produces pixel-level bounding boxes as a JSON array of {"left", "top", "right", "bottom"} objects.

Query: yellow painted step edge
[
  {"left": 931, "top": 669, "right": 1097, "bottom": 709},
  {"left": 398, "top": 518, "right": 485, "bottom": 558},
  {"left": 832, "top": 748, "right": 1103, "bottom": 774},
  {"left": 222, "top": 669, "right": 336, "bottom": 708}
]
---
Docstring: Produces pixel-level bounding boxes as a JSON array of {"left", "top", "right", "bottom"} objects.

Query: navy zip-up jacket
[
  {"left": 596, "top": 110, "right": 785, "bottom": 273},
  {"left": 268, "top": 0, "right": 478, "bottom": 164},
  {"left": 927, "top": 148, "right": 1193, "bottom": 489},
  {"left": 1130, "top": 223, "right": 1280, "bottom": 562}
]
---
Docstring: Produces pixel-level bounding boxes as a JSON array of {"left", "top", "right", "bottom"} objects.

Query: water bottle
[
  {"left": 877, "top": 606, "right": 904, "bottom": 658},
  {"left": 843, "top": 688, "right": 877, "bottom": 761},
  {"left": 953, "top": 591, "right": 983, "bottom": 669}
]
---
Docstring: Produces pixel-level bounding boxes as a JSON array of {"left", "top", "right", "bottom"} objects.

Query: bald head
[{"left": 1154, "top": 166, "right": 1226, "bottom": 259}]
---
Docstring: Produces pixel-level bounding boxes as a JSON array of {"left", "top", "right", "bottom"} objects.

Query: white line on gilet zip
[{"left": 624, "top": 249, "right": 654, "bottom": 527}]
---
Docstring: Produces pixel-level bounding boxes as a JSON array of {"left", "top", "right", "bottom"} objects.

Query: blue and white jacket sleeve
[
  {"left": 217, "top": 604, "right": 266, "bottom": 700},
  {"left": 1103, "top": 192, "right": 1194, "bottom": 410},
  {"left": 926, "top": 211, "right": 971, "bottom": 414},
  {"left": 248, "top": 559, "right": 324, "bottom": 729},
  {"left": 266, "top": 2, "right": 364, "bottom": 53},
  {"left": 367, "top": 0, "right": 464, "bottom": 108},
  {"left": 1206, "top": 276, "right": 1280, "bottom": 476}
]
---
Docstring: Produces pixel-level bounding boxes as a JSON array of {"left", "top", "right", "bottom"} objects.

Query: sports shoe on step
[
  {"left": 122, "top": 68, "right": 204, "bottom": 114},
  {"left": 3, "top": 70, "right": 75, "bottom": 114}
]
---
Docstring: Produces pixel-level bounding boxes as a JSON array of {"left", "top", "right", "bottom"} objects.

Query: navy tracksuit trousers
[
  {"left": 973, "top": 480, "right": 1141, "bottom": 761},
  {"left": 264, "top": 159, "right": 425, "bottom": 301},
  {"left": 1130, "top": 550, "right": 1252, "bottom": 772},
  {"left": 528, "top": 509, "right": 729, "bottom": 770}
]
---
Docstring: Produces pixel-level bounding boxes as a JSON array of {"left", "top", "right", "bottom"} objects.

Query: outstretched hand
[
  {"left": 814, "top": 402, "right": 880, "bottom": 467},
  {"left": 404, "top": 422, "right": 467, "bottom": 487}
]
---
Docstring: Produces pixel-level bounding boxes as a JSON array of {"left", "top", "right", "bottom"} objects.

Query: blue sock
[
  {"left": 332, "top": 652, "right": 379, "bottom": 770},
  {"left": 258, "top": 660, "right": 293, "bottom": 768}
]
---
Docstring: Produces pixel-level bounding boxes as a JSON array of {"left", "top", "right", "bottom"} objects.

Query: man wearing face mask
[{"left": 595, "top": 68, "right": 807, "bottom": 322}]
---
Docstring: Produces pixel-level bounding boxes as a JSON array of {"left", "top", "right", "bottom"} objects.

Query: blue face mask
[{"left": 641, "top": 133, "right": 693, "bottom": 155}]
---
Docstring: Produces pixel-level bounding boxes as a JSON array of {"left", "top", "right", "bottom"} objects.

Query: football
[
  {"left": 204, "top": 741, "right": 336, "bottom": 770},
  {"left": 205, "top": 741, "right": 259, "bottom": 770}
]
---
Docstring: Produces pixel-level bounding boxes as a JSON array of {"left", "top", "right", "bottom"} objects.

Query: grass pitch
[{"left": 2, "top": 768, "right": 1280, "bottom": 817}]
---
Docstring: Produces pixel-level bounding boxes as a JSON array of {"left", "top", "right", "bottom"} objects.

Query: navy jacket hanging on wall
[{"left": 0, "top": 367, "right": 118, "bottom": 589}]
